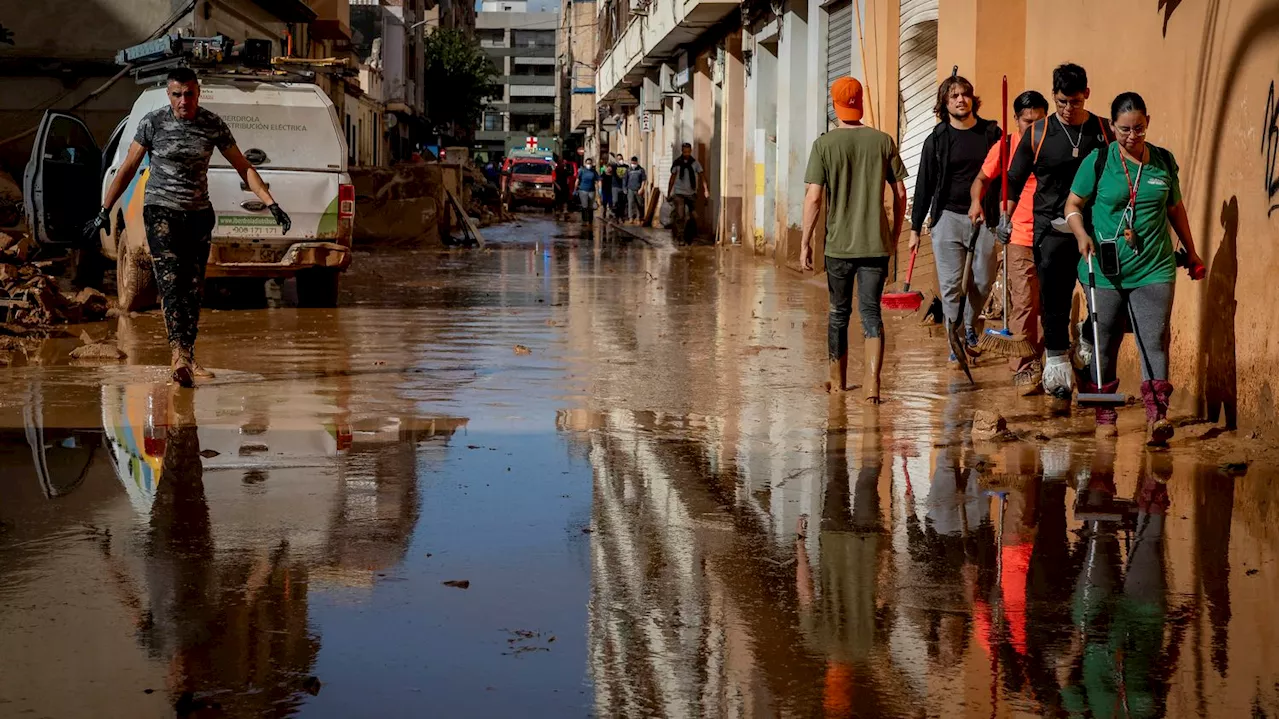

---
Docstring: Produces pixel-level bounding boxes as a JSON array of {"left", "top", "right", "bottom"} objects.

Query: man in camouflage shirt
[{"left": 87, "top": 67, "right": 290, "bottom": 387}]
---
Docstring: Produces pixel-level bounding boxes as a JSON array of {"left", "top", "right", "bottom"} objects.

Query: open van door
[{"left": 22, "top": 110, "right": 101, "bottom": 248}]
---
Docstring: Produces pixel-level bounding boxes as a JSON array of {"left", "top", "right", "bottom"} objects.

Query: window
[
  {"left": 512, "top": 64, "right": 555, "bottom": 76},
  {"left": 483, "top": 112, "right": 503, "bottom": 131},
  {"left": 478, "top": 29, "right": 505, "bottom": 47},
  {"left": 512, "top": 30, "right": 554, "bottom": 48},
  {"left": 510, "top": 96, "right": 551, "bottom": 105}
]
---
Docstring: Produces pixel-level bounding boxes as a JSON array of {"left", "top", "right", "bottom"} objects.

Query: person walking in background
[
  {"left": 573, "top": 157, "right": 602, "bottom": 223},
  {"left": 600, "top": 155, "right": 614, "bottom": 218},
  {"left": 1006, "top": 63, "right": 1113, "bottom": 404},
  {"left": 667, "top": 143, "right": 707, "bottom": 244},
  {"left": 969, "top": 90, "right": 1050, "bottom": 394},
  {"left": 1063, "top": 92, "right": 1204, "bottom": 444},
  {"left": 624, "top": 156, "right": 647, "bottom": 225},
  {"left": 800, "top": 77, "right": 909, "bottom": 403},
  {"left": 908, "top": 74, "right": 1003, "bottom": 362},
  {"left": 612, "top": 153, "right": 629, "bottom": 219},
  {"left": 553, "top": 156, "right": 576, "bottom": 221}
]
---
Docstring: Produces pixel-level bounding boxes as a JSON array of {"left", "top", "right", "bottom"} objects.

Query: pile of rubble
[{"left": 0, "top": 231, "right": 114, "bottom": 329}]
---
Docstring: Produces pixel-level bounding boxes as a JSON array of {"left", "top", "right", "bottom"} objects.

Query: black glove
[
  {"left": 268, "top": 203, "right": 291, "bottom": 235},
  {"left": 83, "top": 207, "right": 109, "bottom": 244}
]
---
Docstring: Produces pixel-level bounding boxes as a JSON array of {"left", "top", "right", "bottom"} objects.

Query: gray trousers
[
  {"left": 1089, "top": 282, "right": 1173, "bottom": 383},
  {"left": 626, "top": 189, "right": 643, "bottom": 220},
  {"left": 930, "top": 210, "right": 998, "bottom": 331}
]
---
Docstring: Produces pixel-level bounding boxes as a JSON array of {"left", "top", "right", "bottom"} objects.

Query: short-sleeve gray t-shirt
[
  {"left": 133, "top": 106, "right": 235, "bottom": 211},
  {"left": 670, "top": 158, "right": 703, "bottom": 197}
]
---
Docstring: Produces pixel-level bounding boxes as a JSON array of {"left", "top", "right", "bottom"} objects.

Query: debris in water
[
  {"left": 69, "top": 341, "right": 126, "bottom": 361},
  {"left": 971, "top": 410, "right": 1009, "bottom": 441},
  {"left": 513, "top": 344, "right": 532, "bottom": 355},
  {"left": 442, "top": 579, "right": 470, "bottom": 589},
  {"left": 199, "top": 449, "right": 220, "bottom": 458},
  {"left": 1246, "top": 568, "right": 1260, "bottom": 576}
]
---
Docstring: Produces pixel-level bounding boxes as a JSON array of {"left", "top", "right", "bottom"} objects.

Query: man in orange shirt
[{"left": 969, "top": 90, "right": 1049, "bottom": 394}]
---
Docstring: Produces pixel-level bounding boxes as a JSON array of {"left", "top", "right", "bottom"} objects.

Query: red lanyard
[{"left": 1118, "top": 145, "right": 1144, "bottom": 214}]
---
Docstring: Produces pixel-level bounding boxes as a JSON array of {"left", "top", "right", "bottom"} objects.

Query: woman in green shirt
[{"left": 1064, "top": 92, "right": 1205, "bottom": 445}]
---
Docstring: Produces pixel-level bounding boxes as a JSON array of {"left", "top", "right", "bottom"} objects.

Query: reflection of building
[{"left": 475, "top": 0, "right": 559, "bottom": 160}]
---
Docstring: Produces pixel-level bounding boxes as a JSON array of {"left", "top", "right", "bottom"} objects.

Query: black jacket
[{"left": 910, "top": 117, "right": 1003, "bottom": 232}]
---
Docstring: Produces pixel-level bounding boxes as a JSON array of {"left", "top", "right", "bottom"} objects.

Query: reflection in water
[
  {"left": 576, "top": 399, "right": 1274, "bottom": 718},
  {"left": 110, "top": 385, "right": 320, "bottom": 716}
]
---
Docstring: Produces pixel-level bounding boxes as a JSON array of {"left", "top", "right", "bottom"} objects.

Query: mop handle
[
  {"left": 903, "top": 247, "right": 919, "bottom": 291},
  {"left": 1001, "top": 75, "right": 1008, "bottom": 205},
  {"left": 1087, "top": 254, "right": 1104, "bottom": 388}
]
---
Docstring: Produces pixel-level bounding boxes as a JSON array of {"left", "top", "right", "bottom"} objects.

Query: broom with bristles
[{"left": 978, "top": 75, "right": 1038, "bottom": 360}]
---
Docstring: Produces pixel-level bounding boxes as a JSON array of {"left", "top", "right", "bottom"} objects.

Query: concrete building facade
[
  {"left": 556, "top": 0, "right": 599, "bottom": 158},
  {"left": 594, "top": 0, "right": 1278, "bottom": 437},
  {"left": 351, "top": 0, "right": 431, "bottom": 162},
  {"left": 475, "top": 0, "right": 560, "bottom": 161}
]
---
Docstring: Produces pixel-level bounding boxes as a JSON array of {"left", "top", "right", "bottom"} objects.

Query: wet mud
[{"left": 0, "top": 215, "right": 1274, "bottom": 718}]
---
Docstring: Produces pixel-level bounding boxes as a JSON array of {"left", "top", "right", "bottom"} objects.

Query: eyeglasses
[
  {"left": 1053, "top": 96, "right": 1086, "bottom": 109},
  {"left": 1114, "top": 125, "right": 1147, "bottom": 137}
]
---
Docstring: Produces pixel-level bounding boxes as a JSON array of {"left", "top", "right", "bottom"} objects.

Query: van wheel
[
  {"left": 296, "top": 269, "right": 340, "bottom": 308},
  {"left": 116, "top": 237, "right": 157, "bottom": 312}
]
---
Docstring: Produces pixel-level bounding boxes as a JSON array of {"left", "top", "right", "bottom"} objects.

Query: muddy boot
[
  {"left": 825, "top": 354, "right": 848, "bottom": 394},
  {"left": 187, "top": 349, "right": 215, "bottom": 380},
  {"left": 1085, "top": 380, "right": 1121, "bottom": 438},
  {"left": 1141, "top": 380, "right": 1174, "bottom": 446},
  {"left": 863, "top": 336, "right": 884, "bottom": 405},
  {"left": 170, "top": 348, "right": 194, "bottom": 389}
]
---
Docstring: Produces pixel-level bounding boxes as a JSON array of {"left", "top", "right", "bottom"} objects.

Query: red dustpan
[{"left": 882, "top": 247, "right": 924, "bottom": 311}]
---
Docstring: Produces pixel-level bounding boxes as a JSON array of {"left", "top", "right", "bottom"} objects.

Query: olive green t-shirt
[
  {"left": 803, "top": 126, "right": 909, "bottom": 258},
  {"left": 1071, "top": 143, "right": 1181, "bottom": 289}
]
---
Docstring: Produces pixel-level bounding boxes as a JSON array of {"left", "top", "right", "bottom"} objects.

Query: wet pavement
[{"left": 0, "top": 214, "right": 1275, "bottom": 718}]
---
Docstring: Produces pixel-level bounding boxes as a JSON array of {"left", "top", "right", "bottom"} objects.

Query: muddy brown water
[{"left": 0, "top": 215, "right": 1274, "bottom": 718}]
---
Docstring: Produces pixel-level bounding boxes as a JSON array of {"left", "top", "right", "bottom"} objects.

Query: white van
[{"left": 24, "top": 80, "right": 354, "bottom": 308}]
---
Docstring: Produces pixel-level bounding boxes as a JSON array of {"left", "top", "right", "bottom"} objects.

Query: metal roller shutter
[
  {"left": 898, "top": 0, "right": 938, "bottom": 201},
  {"left": 826, "top": 0, "right": 853, "bottom": 125}
]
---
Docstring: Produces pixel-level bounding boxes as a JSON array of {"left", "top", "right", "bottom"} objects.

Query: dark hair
[
  {"left": 1110, "top": 92, "right": 1147, "bottom": 121},
  {"left": 166, "top": 67, "right": 198, "bottom": 85},
  {"left": 1052, "top": 63, "right": 1088, "bottom": 96},
  {"left": 934, "top": 75, "right": 981, "bottom": 121},
  {"left": 630, "top": 156, "right": 638, "bottom": 162},
  {"left": 681, "top": 142, "right": 692, "bottom": 149},
  {"left": 1013, "top": 90, "right": 1048, "bottom": 115}
]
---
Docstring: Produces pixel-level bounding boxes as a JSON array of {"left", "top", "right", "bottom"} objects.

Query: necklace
[
  {"left": 1055, "top": 113, "right": 1083, "bottom": 158},
  {"left": 1117, "top": 144, "right": 1148, "bottom": 246}
]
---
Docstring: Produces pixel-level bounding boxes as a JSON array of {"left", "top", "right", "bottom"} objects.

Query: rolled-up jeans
[
  {"left": 826, "top": 255, "right": 889, "bottom": 360},
  {"left": 930, "top": 210, "right": 998, "bottom": 331}
]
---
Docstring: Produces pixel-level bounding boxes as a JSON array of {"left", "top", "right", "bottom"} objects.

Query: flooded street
[{"left": 0, "top": 215, "right": 1274, "bottom": 718}]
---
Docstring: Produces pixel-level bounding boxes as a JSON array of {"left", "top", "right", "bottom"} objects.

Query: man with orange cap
[{"left": 801, "top": 77, "right": 909, "bottom": 403}]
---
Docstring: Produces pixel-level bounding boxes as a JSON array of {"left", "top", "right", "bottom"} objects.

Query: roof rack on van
[{"left": 117, "top": 34, "right": 348, "bottom": 86}]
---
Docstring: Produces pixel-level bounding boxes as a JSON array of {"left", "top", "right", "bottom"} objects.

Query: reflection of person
[
  {"left": 1065, "top": 92, "right": 1205, "bottom": 445},
  {"left": 800, "top": 77, "right": 909, "bottom": 403},
  {"left": 796, "top": 401, "right": 893, "bottom": 716},
  {"left": 85, "top": 68, "right": 291, "bottom": 387},
  {"left": 1060, "top": 450, "right": 1177, "bottom": 719},
  {"left": 970, "top": 90, "right": 1050, "bottom": 392},
  {"left": 103, "top": 385, "right": 319, "bottom": 715},
  {"left": 909, "top": 74, "right": 1003, "bottom": 359},
  {"left": 1006, "top": 64, "right": 1113, "bottom": 402}
]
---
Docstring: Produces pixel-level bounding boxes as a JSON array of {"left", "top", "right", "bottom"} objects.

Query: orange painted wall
[{"left": 1018, "top": 0, "right": 1278, "bottom": 438}]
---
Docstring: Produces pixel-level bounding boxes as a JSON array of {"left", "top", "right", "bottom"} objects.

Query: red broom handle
[
  {"left": 1001, "top": 75, "right": 1009, "bottom": 205},
  {"left": 903, "top": 247, "right": 919, "bottom": 291}
]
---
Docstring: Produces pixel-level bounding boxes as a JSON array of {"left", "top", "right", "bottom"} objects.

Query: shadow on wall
[
  {"left": 1202, "top": 196, "right": 1238, "bottom": 429},
  {"left": 1186, "top": 1, "right": 1277, "bottom": 434},
  {"left": 1158, "top": 0, "right": 1184, "bottom": 37}
]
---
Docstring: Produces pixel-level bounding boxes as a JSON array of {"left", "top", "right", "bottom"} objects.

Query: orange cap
[{"left": 831, "top": 77, "right": 864, "bottom": 123}]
